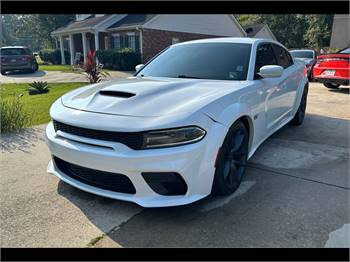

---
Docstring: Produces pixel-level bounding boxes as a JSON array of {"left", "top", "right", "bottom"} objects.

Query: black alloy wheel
[{"left": 212, "top": 121, "right": 249, "bottom": 195}]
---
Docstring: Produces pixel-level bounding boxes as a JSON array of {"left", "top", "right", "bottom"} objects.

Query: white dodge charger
[{"left": 46, "top": 38, "right": 308, "bottom": 207}]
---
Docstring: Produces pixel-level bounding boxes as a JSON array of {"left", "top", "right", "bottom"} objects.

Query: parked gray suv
[{"left": 1, "top": 46, "right": 39, "bottom": 75}]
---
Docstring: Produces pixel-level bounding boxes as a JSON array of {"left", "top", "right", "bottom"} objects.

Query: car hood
[{"left": 61, "top": 76, "right": 248, "bottom": 117}]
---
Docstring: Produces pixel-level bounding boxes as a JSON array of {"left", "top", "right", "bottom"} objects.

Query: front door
[
  {"left": 269, "top": 44, "right": 299, "bottom": 126},
  {"left": 254, "top": 43, "right": 285, "bottom": 131}
]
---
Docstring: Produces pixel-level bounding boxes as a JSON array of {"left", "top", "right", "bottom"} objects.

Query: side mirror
[
  {"left": 258, "top": 65, "right": 283, "bottom": 78},
  {"left": 135, "top": 64, "right": 144, "bottom": 72}
]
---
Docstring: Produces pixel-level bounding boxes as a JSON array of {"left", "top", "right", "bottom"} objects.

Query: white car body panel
[{"left": 46, "top": 37, "right": 308, "bottom": 207}]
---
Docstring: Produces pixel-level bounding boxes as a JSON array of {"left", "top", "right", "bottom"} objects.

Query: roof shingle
[
  {"left": 52, "top": 15, "right": 113, "bottom": 34},
  {"left": 108, "top": 14, "right": 156, "bottom": 29}
]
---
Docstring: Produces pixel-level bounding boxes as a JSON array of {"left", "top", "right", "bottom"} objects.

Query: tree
[
  {"left": 304, "top": 14, "right": 334, "bottom": 50},
  {"left": 235, "top": 14, "right": 334, "bottom": 50},
  {"left": 17, "top": 15, "right": 75, "bottom": 50},
  {"left": 236, "top": 14, "right": 307, "bottom": 48},
  {"left": 235, "top": 14, "right": 262, "bottom": 26},
  {"left": 0, "top": 15, "right": 25, "bottom": 46},
  {"left": 1, "top": 15, "right": 75, "bottom": 50}
]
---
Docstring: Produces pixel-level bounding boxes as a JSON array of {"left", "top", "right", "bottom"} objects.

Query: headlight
[{"left": 141, "top": 126, "right": 206, "bottom": 149}]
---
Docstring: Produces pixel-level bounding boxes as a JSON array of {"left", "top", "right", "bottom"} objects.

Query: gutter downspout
[{"left": 136, "top": 26, "right": 143, "bottom": 63}]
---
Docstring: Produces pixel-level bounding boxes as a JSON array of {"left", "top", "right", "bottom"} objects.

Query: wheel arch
[{"left": 235, "top": 115, "right": 254, "bottom": 154}]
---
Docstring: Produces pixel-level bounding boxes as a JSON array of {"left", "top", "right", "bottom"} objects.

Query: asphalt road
[{"left": 1, "top": 82, "right": 349, "bottom": 247}]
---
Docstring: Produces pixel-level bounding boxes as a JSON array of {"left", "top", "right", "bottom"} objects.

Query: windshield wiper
[{"left": 177, "top": 75, "right": 201, "bottom": 79}]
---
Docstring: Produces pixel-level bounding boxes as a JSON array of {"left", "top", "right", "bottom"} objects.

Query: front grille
[
  {"left": 53, "top": 120, "right": 143, "bottom": 150},
  {"left": 53, "top": 156, "right": 136, "bottom": 194}
]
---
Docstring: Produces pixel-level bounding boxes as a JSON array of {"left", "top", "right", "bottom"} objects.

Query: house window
[
  {"left": 172, "top": 37, "right": 180, "bottom": 44},
  {"left": 128, "top": 35, "right": 136, "bottom": 51},
  {"left": 112, "top": 34, "right": 121, "bottom": 49},
  {"left": 111, "top": 32, "right": 140, "bottom": 52},
  {"left": 126, "top": 32, "right": 136, "bottom": 51}
]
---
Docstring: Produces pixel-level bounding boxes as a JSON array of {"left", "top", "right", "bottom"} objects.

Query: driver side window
[{"left": 254, "top": 43, "right": 277, "bottom": 79}]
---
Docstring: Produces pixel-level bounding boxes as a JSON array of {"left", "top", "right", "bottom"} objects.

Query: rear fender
[{"left": 292, "top": 76, "right": 309, "bottom": 116}]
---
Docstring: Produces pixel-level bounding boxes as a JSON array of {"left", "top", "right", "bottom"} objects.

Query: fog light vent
[{"left": 141, "top": 172, "right": 188, "bottom": 196}]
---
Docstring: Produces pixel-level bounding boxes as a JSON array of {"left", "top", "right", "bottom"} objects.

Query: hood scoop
[{"left": 99, "top": 90, "right": 135, "bottom": 98}]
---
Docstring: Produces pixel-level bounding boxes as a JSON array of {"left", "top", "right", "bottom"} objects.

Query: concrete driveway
[
  {"left": 0, "top": 70, "right": 132, "bottom": 83},
  {"left": 1, "top": 83, "right": 349, "bottom": 247}
]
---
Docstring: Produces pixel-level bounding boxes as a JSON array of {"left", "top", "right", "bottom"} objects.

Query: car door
[
  {"left": 253, "top": 43, "right": 286, "bottom": 131},
  {"left": 271, "top": 44, "right": 299, "bottom": 124}
]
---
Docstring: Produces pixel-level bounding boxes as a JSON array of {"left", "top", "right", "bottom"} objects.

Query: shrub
[
  {"left": 39, "top": 49, "right": 70, "bottom": 65},
  {"left": 0, "top": 93, "right": 32, "bottom": 133},
  {"left": 96, "top": 50, "right": 112, "bottom": 67},
  {"left": 96, "top": 49, "right": 141, "bottom": 71},
  {"left": 118, "top": 48, "right": 142, "bottom": 71},
  {"left": 28, "top": 81, "right": 50, "bottom": 95},
  {"left": 83, "top": 50, "right": 110, "bottom": 83}
]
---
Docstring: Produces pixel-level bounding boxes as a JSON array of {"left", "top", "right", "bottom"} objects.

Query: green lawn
[
  {"left": 1, "top": 82, "right": 86, "bottom": 126},
  {"left": 38, "top": 64, "right": 118, "bottom": 74},
  {"left": 39, "top": 64, "right": 80, "bottom": 73}
]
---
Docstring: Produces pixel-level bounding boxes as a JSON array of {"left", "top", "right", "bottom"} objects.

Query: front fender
[
  {"left": 203, "top": 102, "right": 253, "bottom": 129},
  {"left": 202, "top": 102, "right": 255, "bottom": 157}
]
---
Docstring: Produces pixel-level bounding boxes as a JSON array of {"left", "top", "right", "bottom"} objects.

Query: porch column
[
  {"left": 69, "top": 34, "right": 74, "bottom": 65},
  {"left": 82, "top": 32, "right": 87, "bottom": 63},
  {"left": 59, "top": 35, "right": 66, "bottom": 65},
  {"left": 94, "top": 31, "right": 99, "bottom": 63}
]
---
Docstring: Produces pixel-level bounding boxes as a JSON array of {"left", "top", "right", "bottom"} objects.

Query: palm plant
[
  {"left": 28, "top": 81, "right": 50, "bottom": 95},
  {"left": 83, "top": 50, "right": 110, "bottom": 83}
]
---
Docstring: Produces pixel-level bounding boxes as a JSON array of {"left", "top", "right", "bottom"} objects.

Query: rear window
[
  {"left": 290, "top": 50, "right": 314, "bottom": 59},
  {"left": 0, "top": 48, "right": 27, "bottom": 56}
]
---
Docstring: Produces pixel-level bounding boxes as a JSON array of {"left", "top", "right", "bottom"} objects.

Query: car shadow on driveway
[
  {"left": 328, "top": 88, "right": 350, "bottom": 95},
  {"left": 3, "top": 70, "right": 47, "bottom": 78},
  {"left": 56, "top": 180, "right": 142, "bottom": 235}
]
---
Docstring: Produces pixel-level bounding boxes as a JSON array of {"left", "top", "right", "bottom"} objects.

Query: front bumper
[{"left": 46, "top": 120, "right": 228, "bottom": 207}]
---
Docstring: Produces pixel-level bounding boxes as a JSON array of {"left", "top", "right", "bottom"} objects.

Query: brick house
[{"left": 51, "top": 14, "right": 247, "bottom": 65}]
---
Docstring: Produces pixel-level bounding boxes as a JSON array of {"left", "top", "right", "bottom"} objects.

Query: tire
[
  {"left": 212, "top": 121, "right": 249, "bottom": 196},
  {"left": 1, "top": 70, "right": 6, "bottom": 75},
  {"left": 289, "top": 84, "right": 309, "bottom": 126},
  {"left": 29, "top": 62, "right": 37, "bottom": 73},
  {"left": 308, "top": 70, "right": 313, "bottom": 82},
  {"left": 324, "top": 83, "right": 340, "bottom": 89}
]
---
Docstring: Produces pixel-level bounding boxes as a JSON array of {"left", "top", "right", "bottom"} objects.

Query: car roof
[
  {"left": 173, "top": 37, "right": 281, "bottom": 46},
  {"left": 0, "top": 46, "right": 28, "bottom": 49}
]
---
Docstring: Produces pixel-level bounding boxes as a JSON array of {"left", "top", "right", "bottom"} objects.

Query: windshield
[
  {"left": 290, "top": 50, "right": 314, "bottom": 59},
  {"left": 339, "top": 48, "right": 350, "bottom": 54},
  {"left": 137, "top": 43, "right": 252, "bottom": 81}
]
